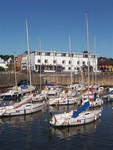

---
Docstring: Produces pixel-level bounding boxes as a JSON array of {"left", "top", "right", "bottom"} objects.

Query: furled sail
[{"left": 72, "top": 101, "right": 90, "bottom": 118}]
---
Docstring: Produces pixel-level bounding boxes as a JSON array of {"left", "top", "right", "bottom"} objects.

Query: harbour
[
  {"left": 0, "top": 101, "right": 113, "bottom": 150},
  {"left": 0, "top": 0, "right": 113, "bottom": 150}
]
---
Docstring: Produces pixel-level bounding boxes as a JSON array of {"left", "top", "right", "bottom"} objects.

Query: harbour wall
[{"left": 0, "top": 72, "right": 113, "bottom": 88}]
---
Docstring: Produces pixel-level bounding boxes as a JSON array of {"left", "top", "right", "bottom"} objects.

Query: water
[{"left": 0, "top": 102, "right": 113, "bottom": 150}]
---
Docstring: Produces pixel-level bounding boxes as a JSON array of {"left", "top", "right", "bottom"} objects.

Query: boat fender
[
  {"left": 95, "top": 116, "right": 97, "bottom": 120},
  {"left": 99, "top": 113, "right": 101, "bottom": 117}
]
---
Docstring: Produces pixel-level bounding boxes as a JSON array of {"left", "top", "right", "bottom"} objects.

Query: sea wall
[{"left": 0, "top": 72, "right": 113, "bottom": 88}]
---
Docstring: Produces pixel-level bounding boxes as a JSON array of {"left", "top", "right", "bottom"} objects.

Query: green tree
[{"left": 0, "top": 66, "right": 5, "bottom": 71}]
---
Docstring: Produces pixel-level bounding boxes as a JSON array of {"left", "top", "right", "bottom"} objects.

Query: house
[
  {"left": 21, "top": 50, "right": 98, "bottom": 73},
  {"left": 98, "top": 58, "right": 113, "bottom": 72}
]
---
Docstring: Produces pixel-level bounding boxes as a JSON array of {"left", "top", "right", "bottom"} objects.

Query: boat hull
[
  {"left": 49, "top": 109, "right": 102, "bottom": 127},
  {"left": 0, "top": 102, "right": 44, "bottom": 117}
]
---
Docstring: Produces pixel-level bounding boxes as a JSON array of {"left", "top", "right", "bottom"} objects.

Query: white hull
[
  {"left": 48, "top": 96, "right": 80, "bottom": 106},
  {"left": 0, "top": 93, "right": 44, "bottom": 117},
  {"left": 0, "top": 102, "right": 43, "bottom": 117},
  {"left": 49, "top": 108, "right": 102, "bottom": 127}
]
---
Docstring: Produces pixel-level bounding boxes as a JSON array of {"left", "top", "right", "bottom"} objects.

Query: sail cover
[
  {"left": 108, "top": 90, "right": 113, "bottom": 94},
  {"left": 94, "top": 92, "right": 97, "bottom": 101},
  {"left": 72, "top": 101, "right": 90, "bottom": 118}
]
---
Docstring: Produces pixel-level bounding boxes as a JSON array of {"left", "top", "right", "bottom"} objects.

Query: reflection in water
[
  {"left": 49, "top": 118, "right": 101, "bottom": 139},
  {"left": 0, "top": 111, "right": 43, "bottom": 128},
  {"left": 103, "top": 101, "right": 113, "bottom": 107},
  {"left": 0, "top": 101, "right": 113, "bottom": 150}
]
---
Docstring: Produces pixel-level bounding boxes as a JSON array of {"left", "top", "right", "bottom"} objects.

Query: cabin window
[{"left": 85, "top": 113, "right": 90, "bottom": 115}]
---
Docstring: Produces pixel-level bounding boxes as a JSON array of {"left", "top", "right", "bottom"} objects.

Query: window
[
  {"left": 38, "top": 59, "right": 41, "bottom": 63},
  {"left": 77, "top": 61, "right": 80, "bottom": 64},
  {"left": 82, "top": 61, "right": 85, "bottom": 65},
  {"left": 69, "top": 53, "right": 73, "bottom": 57},
  {"left": 36, "top": 52, "right": 42, "bottom": 55},
  {"left": 69, "top": 60, "right": 71, "bottom": 64},
  {"left": 68, "top": 67, "right": 71, "bottom": 70},
  {"left": 62, "top": 67, "right": 65, "bottom": 70},
  {"left": 62, "top": 60, "right": 65, "bottom": 64},
  {"left": 61, "top": 53, "right": 66, "bottom": 57},
  {"left": 45, "top": 59, "right": 48, "bottom": 63},
  {"left": 45, "top": 52, "right": 50, "bottom": 56},
  {"left": 53, "top": 60, "right": 56, "bottom": 64}
]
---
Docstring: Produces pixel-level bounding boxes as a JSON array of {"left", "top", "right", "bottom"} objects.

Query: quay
[{"left": 0, "top": 72, "right": 113, "bottom": 89}]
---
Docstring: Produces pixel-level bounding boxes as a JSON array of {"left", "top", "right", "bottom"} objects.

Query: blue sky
[{"left": 0, "top": 0, "right": 113, "bottom": 58}]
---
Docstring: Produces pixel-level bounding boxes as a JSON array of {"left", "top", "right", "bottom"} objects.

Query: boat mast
[
  {"left": 85, "top": 13, "right": 90, "bottom": 99},
  {"left": 94, "top": 35, "right": 97, "bottom": 85},
  {"left": 14, "top": 51, "right": 17, "bottom": 87},
  {"left": 25, "top": 19, "right": 32, "bottom": 90},
  {"left": 39, "top": 37, "right": 42, "bottom": 91},
  {"left": 69, "top": 34, "right": 73, "bottom": 86}
]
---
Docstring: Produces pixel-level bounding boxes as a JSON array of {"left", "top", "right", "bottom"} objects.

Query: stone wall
[{"left": 0, "top": 72, "right": 113, "bottom": 88}]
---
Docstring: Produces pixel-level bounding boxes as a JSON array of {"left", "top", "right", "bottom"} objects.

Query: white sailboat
[
  {"left": 49, "top": 101, "right": 102, "bottom": 127},
  {"left": 0, "top": 20, "right": 44, "bottom": 116},
  {"left": 81, "top": 14, "right": 103, "bottom": 108}
]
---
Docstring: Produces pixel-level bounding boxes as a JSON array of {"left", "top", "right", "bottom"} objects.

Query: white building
[
  {"left": 21, "top": 50, "right": 98, "bottom": 73},
  {"left": 0, "top": 58, "right": 8, "bottom": 70}
]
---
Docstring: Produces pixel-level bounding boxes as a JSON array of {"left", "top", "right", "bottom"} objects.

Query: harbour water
[{"left": 0, "top": 101, "right": 113, "bottom": 150}]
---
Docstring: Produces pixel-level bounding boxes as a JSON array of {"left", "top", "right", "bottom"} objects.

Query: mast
[
  {"left": 94, "top": 35, "right": 97, "bottom": 85},
  {"left": 25, "top": 19, "right": 32, "bottom": 89},
  {"left": 39, "top": 37, "right": 42, "bottom": 91},
  {"left": 14, "top": 51, "right": 17, "bottom": 87},
  {"left": 69, "top": 34, "right": 73, "bottom": 86},
  {"left": 85, "top": 13, "right": 90, "bottom": 99}
]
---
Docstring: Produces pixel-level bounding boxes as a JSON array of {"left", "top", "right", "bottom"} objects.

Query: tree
[{"left": 0, "top": 66, "right": 5, "bottom": 71}]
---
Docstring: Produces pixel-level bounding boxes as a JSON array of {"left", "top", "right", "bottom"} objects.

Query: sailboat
[
  {"left": 0, "top": 54, "right": 23, "bottom": 101},
  {"left": 81, "top": 14, "right": 103, "bottom": 108},
  {"left": 49, "top": 101, "right": 102, "bottom": 127},
  {"left": 0, "top": 20, "right": 44, "bottom": 116}
]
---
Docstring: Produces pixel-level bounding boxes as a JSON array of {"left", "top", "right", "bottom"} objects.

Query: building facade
[
  {"left": 21, "top": 50, "right": 98, "bottom": 73},
  {"left": 98, "top": 58, "right": 113, "bottom": 72}
]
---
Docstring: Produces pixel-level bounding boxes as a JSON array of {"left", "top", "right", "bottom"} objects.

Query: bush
[{"left": 0, "top": 66, "right": 5, "bottom": 71}]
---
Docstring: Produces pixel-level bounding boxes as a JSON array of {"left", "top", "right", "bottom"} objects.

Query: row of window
[
  {"left": 35, "top": 52, "right": 75, "bottom": 57},
  {"left": 37, "top": 59, "right": 86, "bottom": 65},
  {"left": 35, "top": 64, "right": 79, "bottom": 71},
  {"left": 34, "top": 51, "right": 95, "bottom": 58}
]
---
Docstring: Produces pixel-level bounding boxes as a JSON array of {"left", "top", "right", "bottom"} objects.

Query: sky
[{"left": 0, "top": 0, "right": 113, "bottom": 58}]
